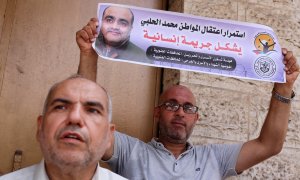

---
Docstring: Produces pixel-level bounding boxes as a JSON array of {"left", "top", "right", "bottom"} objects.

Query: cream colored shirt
[{"left": 0, "top": 160, "right": 127, "bottom": 180}]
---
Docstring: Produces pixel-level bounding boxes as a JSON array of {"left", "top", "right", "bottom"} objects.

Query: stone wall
[{"left": 166, "top": 0, "right": 300, "bottom": 179}]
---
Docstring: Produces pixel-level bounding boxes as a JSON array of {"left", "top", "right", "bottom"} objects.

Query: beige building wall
[
  {"left": 0, "top": 0, "right": 165, "bottom": 175},
  {"left": 166, "top": 0, "right": 300, "bottom": 179}
]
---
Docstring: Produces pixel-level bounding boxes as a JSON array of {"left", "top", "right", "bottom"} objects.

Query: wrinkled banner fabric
[{"left": 93, "top": 3, "right": 285, "bottom": 83}]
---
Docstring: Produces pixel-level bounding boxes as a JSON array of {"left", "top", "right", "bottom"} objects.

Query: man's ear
[
  {"left": 196, "top": 113, "right": 200, "bottom": 121},
  {"left": 194, "top": 113, "right": 200, "bottom": 122},
  {"left": 106, "top": 124, "right": 115, "bottom": 150},
  {"left": 36, "top": 115, "right": 43, "bottom": 141},
  {"left": 109, "top": 124, "right": 115, "bottom": 133},
  {"left": 154, "top": 107, "right": 161, "bottom": 122},
  {"left": 108, "top": 124, "right": 115, "bottom": 142}
]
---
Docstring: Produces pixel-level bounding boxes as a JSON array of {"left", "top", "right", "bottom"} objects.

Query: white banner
[{"left": 93, "top": 3, "right": 285, "bottom": 83}]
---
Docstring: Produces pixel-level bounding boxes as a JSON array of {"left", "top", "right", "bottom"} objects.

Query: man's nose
[
  {"left": 67, "top": 105, "right": 84, "bottom": 126},
  {"left": 111, "top": 21, "right": 120, "bottom": 29}
]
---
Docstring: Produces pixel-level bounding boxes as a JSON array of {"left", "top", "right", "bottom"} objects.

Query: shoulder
[
  {"left": 0, "top": 164, "right": 38, "bottom": 180},
  {"left": 114, "top": 131, "right": 150, "bottom": 150},
  {"left": 124, "top": 42, "right": 146, "bottom": 57},
  {"left": 114, "top": 131, "right": 141, "bottom": 144},
  {"left": 195, "top": 143, "right": 242, "bottom": 150},
  {"left": 126, "top": 41, "right": 143, "bottom": 51},
  {"left": 98, "top": 167, "right": 128, "bottom": 180},
  {"left": 194, "top": 143, "right": 243, "bottom": 157}
]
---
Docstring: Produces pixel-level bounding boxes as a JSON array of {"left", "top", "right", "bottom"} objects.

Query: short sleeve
[
  {"left": 104, "top": 131, "right": 139, "bottom": 174},
  {"left": 210, "top": 143, "right": 243, "bottom": 178}
]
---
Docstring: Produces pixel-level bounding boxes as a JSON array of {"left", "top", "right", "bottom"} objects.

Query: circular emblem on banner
[
  {"left": 253, "top": 33, "right": 277, "bottom": 55},
  {"left": 254, "top": 56, "right": 276, "bottom": 78}
]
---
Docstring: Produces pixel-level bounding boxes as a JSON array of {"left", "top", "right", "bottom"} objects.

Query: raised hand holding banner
[{"left": 93, "top": 3, "right": 285, "bottom": 83}]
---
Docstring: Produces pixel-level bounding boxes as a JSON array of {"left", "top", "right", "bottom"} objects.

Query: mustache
[
  {"left": 172, "top": 116, "right": 183, "bottom": 121},
  {"left": 171, "top": 116, "right": 186, "bottom": 126},
  {"left": 56, "top": 125, "right": 87, "bottom": 142},
  {"left": 106, "top": 28, "right": 121, "bottom": 34}
]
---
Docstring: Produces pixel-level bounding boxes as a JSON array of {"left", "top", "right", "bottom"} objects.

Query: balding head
[
  {"left": 42, "top": 75, "right": 112, "bottom": 122},
  {"left": 159, "top": 85, "right": 197, "bottom": 106},
  {"left": 102, "top": 6, "right": 134, "bottom": 25}
]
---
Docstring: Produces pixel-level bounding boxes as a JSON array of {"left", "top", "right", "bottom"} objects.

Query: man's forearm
[
  {"left": 235, "top": 48, "right": 298, "bottom": 173},
  {"left": 78, "top": 52, "right": 98, "bottom": 82},
  {"left": 258, "top": 83, "right": 293, "bottom": 154}
]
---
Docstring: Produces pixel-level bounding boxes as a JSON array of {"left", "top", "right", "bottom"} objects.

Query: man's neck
[
  {"left": 158, "top": 137, "right": 187, "bottom": 159},
  {"left": 45, "top": 162, "right": 98, "bottom": 180}
]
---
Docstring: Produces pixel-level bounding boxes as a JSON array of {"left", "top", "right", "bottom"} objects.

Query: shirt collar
[
  {"left": 34, "top": 159, "right": 101, "bottom": 180},
  {"left": 33, "top": 159, "right": 49, "bottom": 180},
  {"left": 91, "top": 164, "right": 101, "bottom": 180},
  {"left": 150, "top": 138, "right": 194, "bottom": 152}
]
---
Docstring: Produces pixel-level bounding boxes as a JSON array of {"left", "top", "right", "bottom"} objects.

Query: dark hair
[{"left": 102, "top": 6, "right": 134, "bottom": 25}]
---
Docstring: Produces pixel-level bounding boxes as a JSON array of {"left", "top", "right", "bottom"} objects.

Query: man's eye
[
  {"left": 87, "top": 108, "right": 100, "bottom": 114},
  {"left": 167, "top": 102, "right": 176, "bottom": 106},
  {"left": 165, "top": 102, "right": 178, "bottom": 109},
  {"left": 119, "top": 21, "right": 128, "bottom": 27},
  {"left": 184, "top": 105, "right": 193, "bottom": 110},
  {"left": 54, "top": 105, "right": 66, "bottom": 110},
  {"left": 106, "top": 18, "right": 114, "bottom": 23},
  {"left": 165, "top": 102, "right": 172, "bottom": 107}
]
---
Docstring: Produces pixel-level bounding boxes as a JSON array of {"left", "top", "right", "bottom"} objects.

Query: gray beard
[
  {"left": 158, "top": 124, "right": 189, "bottom": 144},
  {"left": 39, "top": 135, "right": 94, "bottom": 172},
  {"left": 48, "top": 145, "right": 92, "bottom": 169}
]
